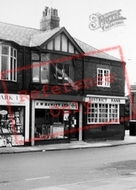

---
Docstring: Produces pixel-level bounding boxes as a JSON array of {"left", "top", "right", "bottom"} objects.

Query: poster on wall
[
  {"left": 63, "top": 111, "right": 69, "bottom": 121},
  {"left": 53, "top": 125, "right": 64, "bottom": 138}
]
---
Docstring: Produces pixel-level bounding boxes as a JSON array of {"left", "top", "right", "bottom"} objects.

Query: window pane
[
  {"left": 11, "top": 48, "right": 13, "bottom": 56},
  {"left": 41, "top": 53, "right": 49, "bottom": 83},
  {"left": 32, "top": 53, "right": 39, "bottom": 61},
  {"left": 63, "top": 64, "right": 69, "bottom": 82},
  {"left": 41, "top": 53, "right": 49, "bottom": 62},
  {"left": 99, "top": 104, "right": 108, "bottom": 122},
  {"left": 14, "top": 59, "right": 16, "bottom": 81},
  {"left": 109, "top": 104, "right": 118, "bottom": 122},
  {"left": 14, "top": 49, "right": 17, "bottom": 58},
  {"left": 1, "top": 56, "right": 9, "bottom": 79},
  {"left": 97, "top": 69, "right": 103, "bottom": 85},
  {"left": 11, "top": 57, "right": 14, "bottom": 80},
  {"left": 57, "top": 63, "right": 63, "bottom": 83},
  {"left": 93, "top": 104, "right": 98, "bottom": 122},
  {"left": 105, "top": 70, "right": 110, "bottom": 86},
  {"left": 32, "top": 62, "right": 39, "bottom": 82},
  {"left": 2, "top": 46, "right": 9, "bottom": 55},
  {"left": 41, "top": 63, "right": 49, "bottom": 83},
  {"left": 50, "top": 63, "right": 57, "bottom": 83},
  {"left": 87, "top": 103, "right": 98, "bottom": 123}
]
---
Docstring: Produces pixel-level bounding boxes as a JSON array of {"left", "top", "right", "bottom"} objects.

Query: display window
[
  {"left": 0, "top": 106, "right": 25, "bottom": 147},
  {"left": 35, "top": 109, "right": 70, "bottom": 139},
  {"left": 87, "top": 103, "right": 119, "bottom": 124}
]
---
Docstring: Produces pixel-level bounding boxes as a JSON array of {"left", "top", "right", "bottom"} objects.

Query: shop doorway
[{"left": 69, "top": 112, "right": 79, "bottom": 141}]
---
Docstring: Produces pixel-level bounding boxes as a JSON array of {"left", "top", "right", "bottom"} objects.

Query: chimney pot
[{"left": 40, "top": 7, "right": 60, "bottom": 31}]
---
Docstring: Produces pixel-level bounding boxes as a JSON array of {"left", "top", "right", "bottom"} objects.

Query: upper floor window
[
  {"left": 0, "top": 45, "right": 17, "bottom": 81},
  {"left": 53, "top": 63, "right": 71, "bottom": 84},
  {"left": 32, "top": 52, "right": 49, "bottom": 84},
  {"left": 32, "top": 52, "right": 74, "bottom": 86},
  {"left": 97, "top": 68, "right": 110, "bottom": 87}
]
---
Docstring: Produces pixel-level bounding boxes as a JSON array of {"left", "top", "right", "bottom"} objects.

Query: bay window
[{"left": 0, "top": 45, "right": 17, "bottom": 81}]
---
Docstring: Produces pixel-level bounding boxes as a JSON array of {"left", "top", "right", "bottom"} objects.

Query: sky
[{"left": 0, "top": 0, "right": 135, "bottom": 95}]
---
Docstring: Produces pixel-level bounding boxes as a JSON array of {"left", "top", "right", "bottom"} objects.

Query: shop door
[{"left": 70, "top": 113, "right": 78, "bottom": 141}]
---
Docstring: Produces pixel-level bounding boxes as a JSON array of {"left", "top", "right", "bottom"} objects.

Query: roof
[
  {"left": 0, "top": 21, "right": 41, "bottom": 46},
  {"left": 30, "top": 27, "right": 63, "bottom": 47},
  {"left": 74, "top": 38, "right": 121, "bottom": 61},
  {"left": 0, "top": 21, "right": 121, "bottom": 61}
]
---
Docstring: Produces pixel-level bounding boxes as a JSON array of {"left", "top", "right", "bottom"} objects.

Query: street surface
[{"left": 0, "top": 144, "right": 136, "bottom": 190}]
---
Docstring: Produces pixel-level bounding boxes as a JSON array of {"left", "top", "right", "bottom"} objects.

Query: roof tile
[
  {"left": 74, "top": 38, "right": 121, "bottom": 61},
  {"left": 0, "top": 21, "right": 121, "bottom": 61}
]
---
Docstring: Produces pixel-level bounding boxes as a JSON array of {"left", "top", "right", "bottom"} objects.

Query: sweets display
[
  {"left": 0, "top": 111, "right": 23, "bottom": 134},
  {"left": 0, "top": 110, "right": 24, "bottom": 147}
]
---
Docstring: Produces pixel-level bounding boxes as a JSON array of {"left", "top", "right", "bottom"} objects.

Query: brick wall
[
  {"left": 83, "top": 124, "right": 124, "bottom": 142},
  {"left": 83, "top": 57, "right": 125, "bottom": 96}
]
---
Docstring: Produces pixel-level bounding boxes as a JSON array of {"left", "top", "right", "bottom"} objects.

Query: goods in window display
[
  {"left": 0, "top": 107, "right": 24, "bottom": 147},
  {"left": 0, "top": 111, "right": 22, "bottom": 134},
  {"left": 0, "top": 136, "right": 6, "bottom": 147},
  {"left": 52, "top": 123, "right": 64, "bottom": 138}
]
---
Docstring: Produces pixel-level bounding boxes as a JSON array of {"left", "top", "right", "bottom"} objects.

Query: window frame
[
  {"left": 0, "top": 45, "right": 17, "bottom": 82},
  {"left": 87, "top": 102, "right": 120, "bottom": 124},
  {"left": 32, "top": 52, "right": 50, "bottom": 84},
  {"left": 97, "top": 68, "right": 110, "bottom": 87},
  {"left": 53, "top": 63, "right": 70, "bottom": 84},
  {"left": 31, "top": 52, "right": 73, "bottom": 85}
]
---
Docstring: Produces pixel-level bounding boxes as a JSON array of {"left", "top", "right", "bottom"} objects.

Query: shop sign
[
  {"left": 0, "top": 94, "right": 29, "bottom": 105},
  {"left": 86, "top": 96, "right": 125, "bottom": 104},
  {"left": 35, "top": 101, "right": 78, "bottom": 110}
]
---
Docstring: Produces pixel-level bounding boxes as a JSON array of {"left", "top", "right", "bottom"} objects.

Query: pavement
[{"left": 0, "top": 130, "right": 136, "bottom": 154}]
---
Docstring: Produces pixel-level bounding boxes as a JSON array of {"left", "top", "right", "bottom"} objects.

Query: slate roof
[
  {"left": 30, "top": 27, "right": 62, "bottom": 47},
  {"left": 0, "top": 21, "right": 121, "bottom": 61},
  {"left": 0, "top": 21, "right": 41, "bottom": 46},
  {"left": 74, "top": 38, "right": 121, "bottom": 61}
]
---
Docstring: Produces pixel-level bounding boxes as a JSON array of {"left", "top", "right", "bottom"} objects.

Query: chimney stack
[{"left": 40, "top": 6, "right": 60, "bottom": 31}]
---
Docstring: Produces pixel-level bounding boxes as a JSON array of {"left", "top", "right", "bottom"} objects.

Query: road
[{"left": 0, "top": 144, "right": 136, "bottom": 190}]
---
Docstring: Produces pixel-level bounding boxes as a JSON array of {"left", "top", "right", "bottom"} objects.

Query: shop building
[
  {"left": 0, "top": 6, "right": 126, "bottom": 146},
  {"left": 0, "top": 40, "right": 30, "bottom": 147},
  {"left": 81, "top": 54, "right": 126, "bottom": 141},
  {"left": 0, "top": 94, "right": 30, "bottom": 147}
]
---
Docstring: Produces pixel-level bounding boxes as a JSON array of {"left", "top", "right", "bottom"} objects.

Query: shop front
[
  {"left": 31, "top": 100, "right": 79, "bottom": 145},
  {"left": 83, "top": 95, "right": 126, "bottom": 141},
  {"left": 0, "top": 94, "right": 30, "bottom": 147}
]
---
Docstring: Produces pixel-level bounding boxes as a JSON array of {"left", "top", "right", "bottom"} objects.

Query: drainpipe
[
  {"left": 23, "top": 47, "right": 26, "bottom": 89},
  {"left": 78, "top": 56, "right": 84, "bottom": 141}
]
